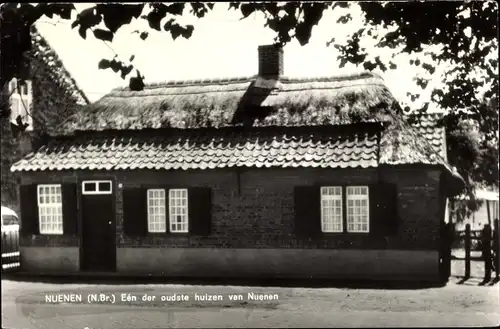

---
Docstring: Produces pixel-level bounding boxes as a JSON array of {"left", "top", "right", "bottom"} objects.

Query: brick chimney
[{"left": 258, "top": 44, "right": 284, "bottom": 78}]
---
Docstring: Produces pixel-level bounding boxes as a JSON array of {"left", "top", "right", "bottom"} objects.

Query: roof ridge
[
  {"left": 109, "top": 71, "right": 383, "bottom": 93},
  {"left": 110, "top": 75, "right": 258, "bottom": 92}
]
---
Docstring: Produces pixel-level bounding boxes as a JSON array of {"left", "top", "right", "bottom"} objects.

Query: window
[
  {"left": 169, "top": 189, "right": 188, "bottom": 233},
  {"left": 82, "top": 180, "right": 112, "bottom": 195},
  {"left": 100, "top": 181, "right": 112, "bottom": 192},
  {"left": 321, "top": 186, "right": 343, "bottom": 232},
  {"left": 84, "top": 182, "right": 97, "bottom": 192},
  {"left": 147, "top": 189, "right": 166, "bottom": 233},
  {"left": 37, "top": 185, "right": 63, "bottom": 235},
  {"left": 2, "top": 215, "right": 19, "bottom": 226},
  {"left": 346, "top": 186, "right": 369, "bottom": 233},
  {"left": 8, "top": 78, "right": 32, "bottom": 130}
]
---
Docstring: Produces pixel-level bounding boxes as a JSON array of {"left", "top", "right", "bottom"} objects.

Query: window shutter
[
  {"left": 62, "top": 183, "right": 78, "bottom": 236},
  {"left": 19, "top": 184, "right": 39, "bottom": 236},
  {"left": 369, "top": 183, "right": 398, "bottom": 235},
  {"left": 188, "top": 187, "right": 212, "bottom": 236},
  {"left": 123, "top": 188, "right": 148, "bottom": 236},
  {"left": 294, "top": 186, "right": 322, "bottom": 237}
]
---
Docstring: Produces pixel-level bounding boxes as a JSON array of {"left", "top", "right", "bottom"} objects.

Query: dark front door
[{"left": 81, "top": 194, "right": 116, "bottom": 272}]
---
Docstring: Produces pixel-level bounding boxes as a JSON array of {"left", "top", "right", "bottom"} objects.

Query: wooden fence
[{"left": 454, "top": 223, "right": 491, "bottom": 279}]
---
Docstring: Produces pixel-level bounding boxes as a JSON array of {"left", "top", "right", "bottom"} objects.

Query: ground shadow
[
  {"left": 479, "top": 277, "right": 500, "bottom": 286},
  {"left": 454, "top": 275, "right": 499, "bottom": 286},
  {"left": 488, "top": 277, "right": 500, "bottom": 286},
  {"left": 1, "top": 272, "right": 448, "bottom": 290},
  {"left": 456, "top": 276, "right": 470, "bottom": 284}
]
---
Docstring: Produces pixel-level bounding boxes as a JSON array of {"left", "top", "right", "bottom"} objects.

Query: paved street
[{"left": 2, "top": 272, "right": 499, "bottom": 329}]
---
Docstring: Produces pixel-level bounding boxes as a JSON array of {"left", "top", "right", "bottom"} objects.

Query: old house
[
  {"left": 1, "top": 27, "right": 89, "bottom": 214},
  {"left": 11, "top": 44, "right": 464, "bottom": 282}
]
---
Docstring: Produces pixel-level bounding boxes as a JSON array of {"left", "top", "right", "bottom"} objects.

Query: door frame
[{"left": 78, "top": 178, "right": 117, "bottom": 272}]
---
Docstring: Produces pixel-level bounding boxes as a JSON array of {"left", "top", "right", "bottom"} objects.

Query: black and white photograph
[{"left": 1, "top": 1, "right": 499, "bottom": 328}]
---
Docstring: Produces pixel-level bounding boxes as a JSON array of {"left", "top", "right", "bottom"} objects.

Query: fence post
[
  {"left": 448, "top": 223, "right": 454, "bottom": 278},
  {"left": 465, "top": 223, "right": 471, "bottom": 279}
]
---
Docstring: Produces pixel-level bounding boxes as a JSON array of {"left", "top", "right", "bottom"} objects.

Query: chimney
[{"left": 258, "top": 44, "right": 284, "bottom": 78}]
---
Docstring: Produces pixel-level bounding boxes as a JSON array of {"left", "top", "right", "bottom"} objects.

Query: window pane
[
  {"left": 147, "top": 189, "right": 166, "bottom": 232},
  {"left": 38, "top": 184, "right": 63, "bottom": 235},
  {"left": 320, "top": 186, "right": 343, "bottom": 232},
  {"left": 346, "top": 186, "right": 369, "bottom": 232},
  {"left": 84, "top": 182, "right": 97, "bottom": 192},
  {"left": 99, "top": 181, "right": 111, "bottom": 192},
  {"left": 169, "top": 189, "right": 188, "bottom": 233}
]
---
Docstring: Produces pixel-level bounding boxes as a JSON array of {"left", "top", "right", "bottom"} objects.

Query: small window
[
  {"left": 9, "top": 81, "right": 16, "bottom": 93},
  {"left": 84, "top": 182, "right": 97, "bottom": 192},
  {"left": 321, "top": 186, "right": 343, "bottom": 232},
  {"left": 99, "top": 181, "right": 112, "bottom": 192},
  {"left": 147, "top": 189, "right": 166, "bottom": 233},
  {"left": 82, "top": 180, "right": 112, "bottom": 195},
  {"left": 9, "top": 79, "right": 33, "bottom": 130},
  {"left": 169, "top": 189, "right": 188, "bottom": 233},
  {"left": 19, "top": 82, "right": 28, "bottom": 95},
  {"left": 37, "top": 184, "right": 63, "bottom": 235},
  {"left": 346, "top": 186, "right": 370, "bottom": 233}
]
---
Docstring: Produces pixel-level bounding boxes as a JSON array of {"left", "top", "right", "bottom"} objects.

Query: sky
[{"left": 34, "top": 2, "right": 442, "bottom": 110}]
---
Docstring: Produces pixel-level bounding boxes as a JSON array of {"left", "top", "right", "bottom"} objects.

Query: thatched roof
[
  {"left": 14, "top": 70, "right": 464, "bottom": 195},
  {"left": 59, "top": 71, "right": 395, "bottom": 132}
]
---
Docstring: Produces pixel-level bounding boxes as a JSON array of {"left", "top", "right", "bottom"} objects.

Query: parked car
[{"left": 1, "top": 206, "right": 20, "bottom": 270}]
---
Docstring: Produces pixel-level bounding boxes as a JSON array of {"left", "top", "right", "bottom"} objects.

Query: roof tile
[{"left": 11, "top": 126, "right": 381, "bottom": 172}]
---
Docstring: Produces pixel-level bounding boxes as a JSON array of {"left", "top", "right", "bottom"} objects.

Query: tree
[
  {"left": 1, "top": 3, "right": 216, "bottom": 93},
  {"left": 1, "top": 2, "right": 498, "bottom": 220}
]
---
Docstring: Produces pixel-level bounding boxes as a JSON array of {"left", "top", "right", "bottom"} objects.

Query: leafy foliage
[
  {"left": 0, "top": 94, "right": 19, "bottom": 211},
  {"left": 1, "top": 2, "right": 214, "bottom": 94},
  {"left": 330, "top": 1, "right": 498, "bottom": 221}
]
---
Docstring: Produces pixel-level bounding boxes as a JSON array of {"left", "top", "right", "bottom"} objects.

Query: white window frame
[
  {"left": 147, "top": 189, "right": 167, "bottom": 233},
  {"left": 346, "top": 186, "right": 370, "bottom": 233},
  {"left": 82, "top": 180, "right": 113, "bottom": 195},
  {"left": 8, "top": 78, "right": 33, "bottom": 131},
  {"left": 37, "top": 184, "right": 63, "bottom": 235},
  {"left": 169, "top": 189, "right": 189, "bottom": 233},
  {"left": 320, "top": 186, "right": 343, "bottom": 233}
]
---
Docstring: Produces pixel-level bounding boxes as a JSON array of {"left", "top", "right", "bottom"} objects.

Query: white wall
[{"left": 455, "top": 200, "right": 499, "bottom": 231}]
